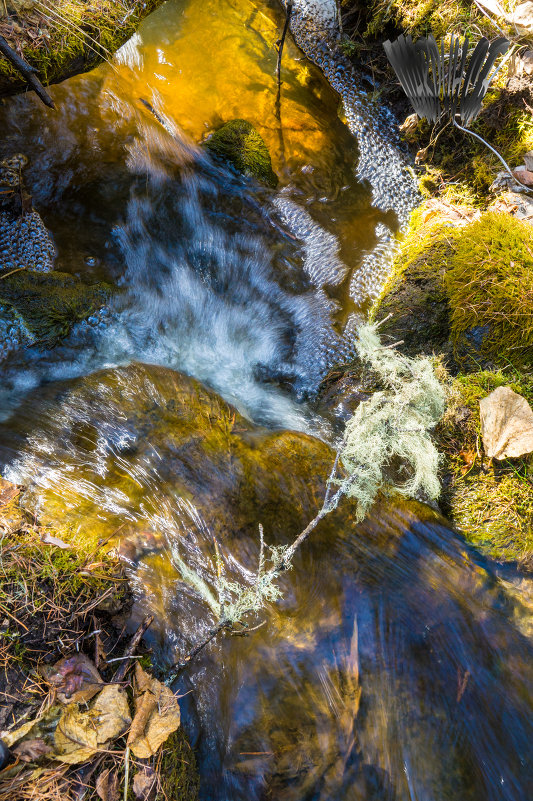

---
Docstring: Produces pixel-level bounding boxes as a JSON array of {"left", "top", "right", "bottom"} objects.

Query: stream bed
[{"left": 0, "top": 1, "right": 532, "bottom": 799}]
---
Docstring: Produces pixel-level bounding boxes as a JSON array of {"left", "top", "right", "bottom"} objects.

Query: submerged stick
[
  {"left": 0, "top": 35, "right": 55, "bottom": 108},
  {"left": 276, "top": 0, "right": 293, "bottom": 87},
  {"left": 112, "top": 614, "right": 154, "bottom": 683}
]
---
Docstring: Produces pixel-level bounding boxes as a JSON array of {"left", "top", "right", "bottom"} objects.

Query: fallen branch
[{"left": 0, "top": 35, "right": 55, "bottom": 109}]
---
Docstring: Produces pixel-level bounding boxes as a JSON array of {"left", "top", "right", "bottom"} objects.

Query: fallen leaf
[
  {"left": 133, "top": 766, "right": 158, "bottom": 800},
  {"left": 96, "top": 767, "right": 120, "bottom": 801},
  {"left": 513, "top": 168, "right": 533, "bottom": 187},
  {"left": 1, "top": 717, "right": 43, "bottom": 748},
  {"left": 92, "top": 684, "right": 131, "bottom": 742},
  {"left": 46, "top": 654, "right": 102, "bottom": 704},
  {"left": 54, "top": 703, "right": 98, "bottom": 764},
  {"left": 0, "top": 478, "right": 19, "bottom": 508},
  {"left": 127, "top": 664, "right": 180, "bottom": 758},
  {"left": 54, "top": 683, "right": 131, "bottom": 765},
  {"left": 12, "top": 738, "right": 53, "bottom": 762},
  {"left": 40, "top": 530, "right": 72, "bottom": 549},
  {"left": 480, "top": 386, "right": 533, "bottom": 460}
]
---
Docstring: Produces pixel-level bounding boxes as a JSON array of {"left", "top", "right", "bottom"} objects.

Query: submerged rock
[
  {"left": 204, "top": 120, "right": 278, "bottom": 187},
  {"left": 0, "top": 363, "right": 334, "bottom": 544},
  {"left": 0, "top": 268, "right": 112, "bottom": 345}
]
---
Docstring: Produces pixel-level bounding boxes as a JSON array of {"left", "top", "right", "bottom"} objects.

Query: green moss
[
  {"left": 0, "top": 268, "right": 112, "bottom": 345},
  {"left": 372, "top": 206, "right": 460, "bottom": 358},
  {"left": 0, "top": 0, "right": 163, "bottom": 93},
  {"left": 436, "top": 368, "right": 533, "bottom": 562},
  {"left": 363, "top": 0, "right": 499, "bottom": 41},
  {"left": 204, "top": 119, "right": 278, "bottom": 187},
  {"left": 445, "top": 212, "right": 533, "bottom": 370},
  {"left": 158, "top": 728, "right": 200, "bottom": 801}
]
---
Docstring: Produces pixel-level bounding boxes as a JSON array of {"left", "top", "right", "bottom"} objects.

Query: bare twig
[
  {"left": 0, "top": 35, "right": 55, "bottom": 109},
  {"left": 112, "top": 614, "right": 153, "bottom": 683},
  {"left": 276, "top": 1, "right": 293, "bottom": 87}
]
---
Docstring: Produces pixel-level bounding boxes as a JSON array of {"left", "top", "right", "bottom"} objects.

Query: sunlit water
[
  {"left": 1, "top": 364, "right": 532, "bottom": 801},
  {"left": 0, "top": 0, "right": 390, "bottom": 426},
  {"left": 0, "top": 1, "right": 532, "bottom": 799}
]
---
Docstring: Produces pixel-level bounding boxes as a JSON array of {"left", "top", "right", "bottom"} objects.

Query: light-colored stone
[
  {"left": 513, "top": 1, "right": 533, "bottom": 32},
  {"left": 524, "top": 150, "right": 533, "bottom": 172},
  {"left": 480, "top": 386, "right": 533, "bottom": 460},
  {"left": 488, "top": 191, "right": 533, "bottom": 223}
]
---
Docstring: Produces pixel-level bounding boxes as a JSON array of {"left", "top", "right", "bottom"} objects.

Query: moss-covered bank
[
  {"left": 372, "top": 203, "right": 533, "bottom": 563},
  {"left": 0, "top": 0, "right": 164, "bottom": 98}
]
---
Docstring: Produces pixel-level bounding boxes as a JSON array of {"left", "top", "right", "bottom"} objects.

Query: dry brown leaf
[
  {"left": 1, "top": 717, "right": 43, "bottom": 748},
  {"left": 46, "top": 654, "right": 102, "bottom": 704},
  {"left": 40, "top": 530, "right": 72, "bottom": 549},
  {"left": 54, "top": 703, "right": 98, "bottom": 764},
  {"left": 480, "top": 386, "right": 533, "bottom": 460},
  {"left": 0, "top": 477, "right": 19, "bottom": 508},
  {"left": 92, "top": 684, "right": 131, "bottom": 742},
  {"left": 127, "top": 664, "right": 180, "bottom": 758},
  {"left": 95, "top": 767, "right": 120, "bottom": 801},
  {"left": 54, "top": 683, "right": 131, "bottom": 764},
  {"left": 132, "top": 766, "right": 158, "bottom": 800},
  {"left": 12, "top": 737, "right": 53, "bottom": 762}
]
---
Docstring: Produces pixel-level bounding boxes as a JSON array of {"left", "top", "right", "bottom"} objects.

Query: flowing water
[{"left": 0, "top": 1, "right": 532, "bottom": 799}]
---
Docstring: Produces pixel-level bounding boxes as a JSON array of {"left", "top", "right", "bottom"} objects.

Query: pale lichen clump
[{"left": 340, "top": 323, "right": 445, "bottom": 520}]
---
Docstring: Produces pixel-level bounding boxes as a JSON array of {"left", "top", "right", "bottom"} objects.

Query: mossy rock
[
  {"left": 0, "top": 268, "right": 112, "bottom": 344},
  {"left": 0, "top": 0, "right": 164, "bottom": 98},
  {"left": 360, "top": 0, "right": 508, "bottom": 48},
  {"left": 204, "top": 119, "right": 278, "bottom": 188},
  {"left": 372, "top": 206, "right": 460, "bottom": 360},
  {"left": 436, "top": 369, "right": 533, "bottom": 563},
  {"left": 374, "top": 208, "right": 533, "bottom": 370},
  {"left": 445, "top": 212, "right": 533, "bottom": 371}
]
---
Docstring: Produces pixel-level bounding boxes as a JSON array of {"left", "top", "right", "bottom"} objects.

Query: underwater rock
[
  {"left": 0, "top": 363, "right": 336, "bottom": 546},
  {"left": 0, "top": 268, "right": 112, "bottom": 345},
  {"left": 204, "top": 120, "right": 278, "bottom": 188}
]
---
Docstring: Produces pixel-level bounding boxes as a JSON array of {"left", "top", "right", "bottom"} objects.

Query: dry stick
[
  {"left": 0, "top": 35, "right": 55, "bottom": 109},
  {"left": 276, "top": 0, "right": 293, "bottom": 87},
  {"left": 112, "top": 614, "right": 154, "bottom": 683}
]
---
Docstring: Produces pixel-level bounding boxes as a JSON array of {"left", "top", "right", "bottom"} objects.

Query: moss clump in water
[
  {"left": 204, "top": 119, "right": 278, "bottom": 187},
  {"left": 158, "top": 728, "right": 200, "bottom": 801},
  {"left": 445, "top": 212, "right": 533, "bottom": 370},
  {"left": 0, "top": 268, "right": 112, "bottom": 344}
]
